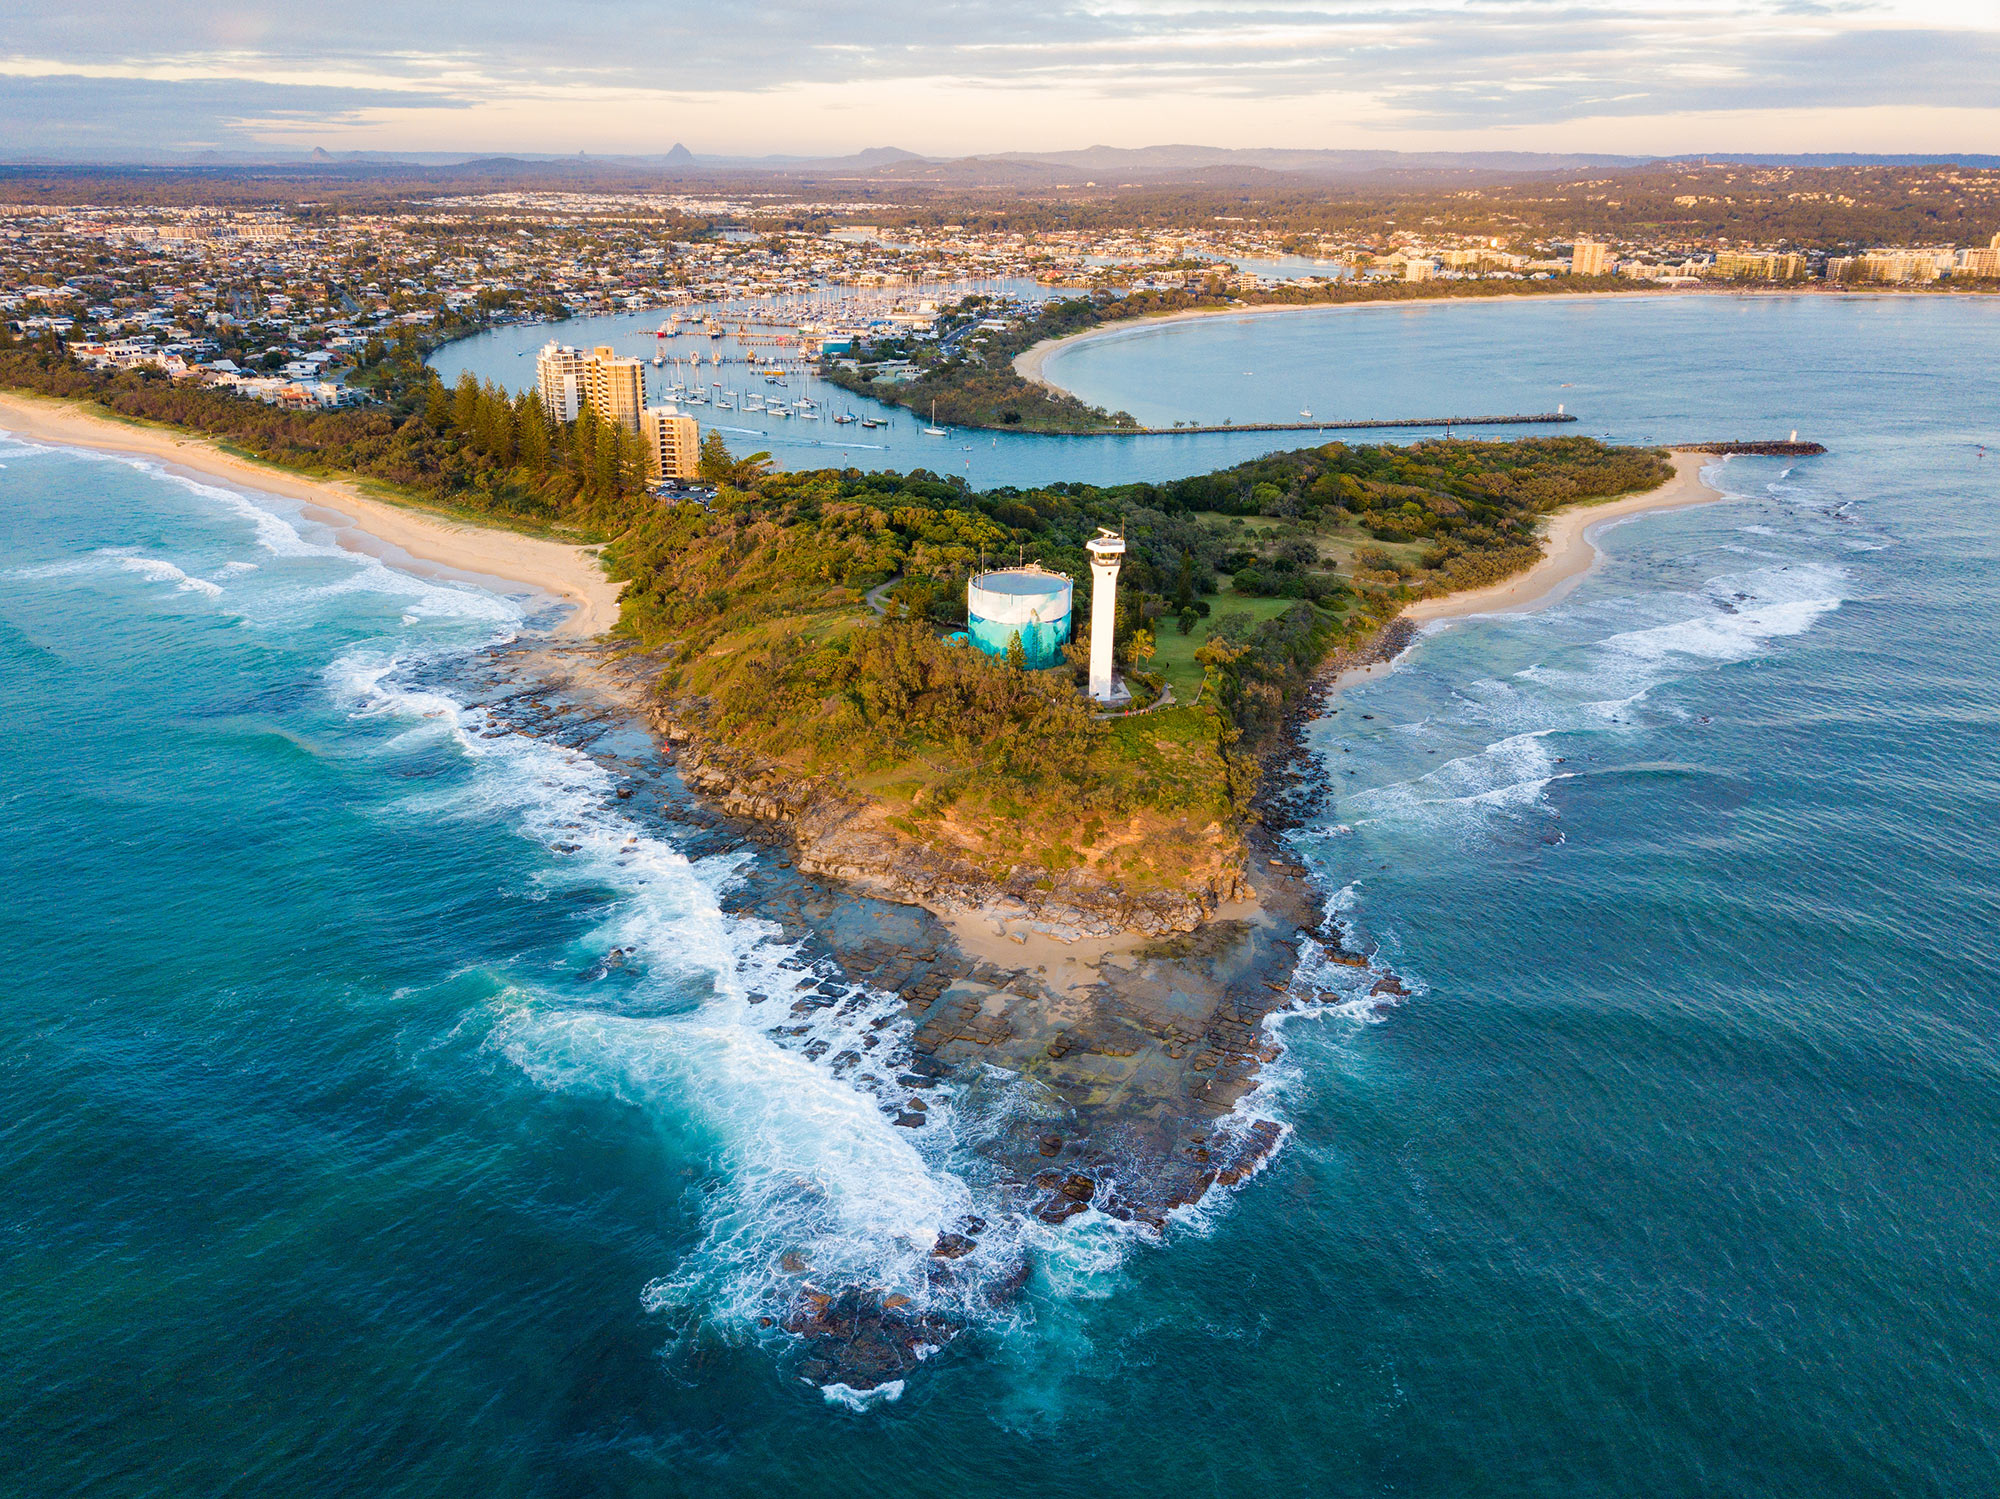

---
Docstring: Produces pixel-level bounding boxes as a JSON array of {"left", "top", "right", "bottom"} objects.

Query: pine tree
[
  {"left": 697, "top": 430, "right": 733, "bottom": 481},
  {"left": 422, "top": 375, "right": 452, "bottom": 430},
  {"left": 516, "top": 390, "right": 550, "bottom": 472},
  {"left": 452, "top": 369, "right": 481, "bottom": 432}
]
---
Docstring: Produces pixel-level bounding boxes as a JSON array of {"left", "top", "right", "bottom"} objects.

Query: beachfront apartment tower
[
  {"left": 535, "top": 342, "right": 591, "bottom": 423},
  {"left": 642, "top": 405, "right": 701, "bottom": 480},
  {"left": 588, "top": 346, "right": 647, "bottom": 432},
  {"left": 1086, "top": 529, "right": 1126, "bottom": 704},
  {"left": 534, "top": 343, "right": 649, "bottom": 430},
  {"left": 1571, "top": 240, "right": 1612, "bottom": 277}
]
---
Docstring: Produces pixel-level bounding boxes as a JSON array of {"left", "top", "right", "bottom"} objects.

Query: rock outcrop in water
[{"left": 448, "top": 639, "right": 1401, "bottom": 1394}]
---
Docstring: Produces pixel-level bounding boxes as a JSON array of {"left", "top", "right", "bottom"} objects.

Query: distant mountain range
[{"left": 6, "top": 142, "right": 1998, "bottom": 183}]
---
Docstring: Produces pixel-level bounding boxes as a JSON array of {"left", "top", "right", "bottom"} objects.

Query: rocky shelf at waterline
[{"left": 442, "top": 639, "right": 1409, "bottom": 1396}]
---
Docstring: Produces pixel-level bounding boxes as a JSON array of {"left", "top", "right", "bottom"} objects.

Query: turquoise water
[{"left": 8, "top": 298, "right": 2000, "bottom": 1494}]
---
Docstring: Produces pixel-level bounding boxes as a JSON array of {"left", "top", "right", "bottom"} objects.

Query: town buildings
[
  {"left": 535, "top": 342, "right": 648, "bottom": 429},
  {"left": 4, "top": 182, "right": 1998, "bottom": 434},
  {"left": 1571, "top": 241, "right": 1612, "bottom": 276},
  {"left": 642, "top": 405, "right": 700, "bottom": 480},
  {"left": 587, "top": 345, "right": 647, "bottom": 431},
  {"left": 535, "top": 343, "right": 593, "bottom": 422},
  {"left": 1713, "top": 251, "right": 1806, "bottom": 280}
]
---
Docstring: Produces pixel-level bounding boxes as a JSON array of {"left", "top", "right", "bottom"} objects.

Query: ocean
[{"left": 6, "top": 296, "right": 1999, "bottom": 1495}]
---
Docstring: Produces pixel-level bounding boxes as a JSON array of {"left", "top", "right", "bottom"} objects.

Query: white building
[
  {"left": 1086, "top": 530, "right": 1126, "bottom": 704},
  {"left": 535, "top": 342, "right": 591, "bottom": 422}
]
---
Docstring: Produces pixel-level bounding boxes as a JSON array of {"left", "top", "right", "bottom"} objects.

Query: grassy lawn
[{"left": 1148, "top": 582, "right": 1322, "bottom": 700}]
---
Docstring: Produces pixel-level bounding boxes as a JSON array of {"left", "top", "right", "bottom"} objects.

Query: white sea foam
[
  {"left": 116, "top": 552, "right": 224, "bottom": 598},
  {"left": 27, "top": 443, "right": 526, "bottom": 634},
  {"left": 330, "top": 648, "right": 1044, "bottom": 1369},
  {"left": 821, "top": 1379, "right": 905, "bottom": 1411},
  {"left": 1332, "top": 559, "right": 1847, "bottom": 839}
]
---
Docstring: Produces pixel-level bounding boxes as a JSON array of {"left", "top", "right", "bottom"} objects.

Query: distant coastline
[{"left": 0, "top": 389, "right": 623, "bottom": 638}]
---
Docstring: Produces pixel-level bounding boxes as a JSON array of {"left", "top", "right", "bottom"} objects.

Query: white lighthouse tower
[{"left": 1086, "top": 529, "right": 1126, "bottom": 703}]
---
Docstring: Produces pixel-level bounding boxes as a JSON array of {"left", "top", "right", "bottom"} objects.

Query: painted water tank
[{"left": 965, "top": 567, "right": 1073, "bottom": 669}]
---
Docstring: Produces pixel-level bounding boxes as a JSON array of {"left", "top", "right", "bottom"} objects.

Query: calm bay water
[
  {"left": 7, "top": 296, "right": 2000, "bottom": 1495},
  {"left": 438, "top": 292, "right": 1997, "bottom": 489}
]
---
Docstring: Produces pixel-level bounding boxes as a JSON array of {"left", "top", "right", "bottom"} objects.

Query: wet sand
[
  {"left": 1402, "top": 451, "right": 1727, "bottom": 623},
  {"left": 0, "top": 389, "right": 624, "bottom": 637},
  {"left": 1319, "top": 452, "right": 1728, "bottom": 694}
]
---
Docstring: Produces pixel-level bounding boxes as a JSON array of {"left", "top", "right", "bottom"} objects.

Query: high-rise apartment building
[
  {"left": 642, "top": 405, "right": 701, "bottom": 480},
  {"left": 534, "top": 343, "right": 648, "bottom": 429},
  {"left": 535, "top": 342, "right": 591, "bottom": 423},
  {"left": 1961, "top": 241, "right": 2000, "bottom": 279},
  {"left": 1571, "top": 241, "right": 1612, "bottom": 276},
  {"left": 587, "top": 346, "right": 647, "bottom": 432}
]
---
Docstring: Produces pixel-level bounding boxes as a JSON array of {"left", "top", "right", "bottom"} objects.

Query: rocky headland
[{"left": 445, "top": 637, "right": 1403, "bottom": 1394}]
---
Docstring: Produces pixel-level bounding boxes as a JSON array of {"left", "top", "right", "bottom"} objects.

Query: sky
[{"left": 1, "top": 1, "right": 1997, "bottom": 161}]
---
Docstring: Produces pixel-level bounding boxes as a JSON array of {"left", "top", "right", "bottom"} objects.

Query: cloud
[
  {"left": 0, "top": 0, "right": 1995, "bottom": 155},
  {"left": 0, "top": 74, "right": 459, "bottom": 156}
]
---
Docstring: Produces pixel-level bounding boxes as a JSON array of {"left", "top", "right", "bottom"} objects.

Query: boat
[
  {"left": 1300, "top": 408, "right": 1313, "bottom": 419},
  {"left": 923, "top": 400, "right": 947, "bottom": 437},
  {"left": 860, "top": 417, "right": 885, "bottom": 430},
  {"left": 832, "top": 412, "right": 857, "bottom": 425}
]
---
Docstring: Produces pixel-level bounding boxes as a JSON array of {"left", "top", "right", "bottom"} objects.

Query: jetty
[
  {"left": 1671, "top": 439, "right": 1827, "bottom": 456},
  {"left": 1081, "top": 411, "right": 1579, "bottom": 438}
]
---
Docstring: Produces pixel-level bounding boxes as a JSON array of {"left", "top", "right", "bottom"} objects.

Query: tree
[
  {"left": 1127, "top": 628, "right": 1156, "bottom": 672},
  {"left": 452, "top": 369, "right": 481, "bottom": 432},
  {"left": 516, "top": 388, "right": 551, "bottom": 468},
  {"left": 695, "top": 430, "right": 774, "bottom": 489},
  {"left": 1005, "top": 631, "right": 1027, "bottom": 672},
  {"left": 696, "top": 429, "right": 734, "bottom": 481},
  {"left": 422, "top": 375, "right": 452, "bottom": 430}
]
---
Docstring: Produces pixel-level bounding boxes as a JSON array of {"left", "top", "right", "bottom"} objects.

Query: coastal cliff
[{"left": 659, "top": 709, "right": 1248, "bottom": 936}]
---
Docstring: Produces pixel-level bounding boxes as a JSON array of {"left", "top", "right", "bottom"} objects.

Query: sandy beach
[
  {"left": 0, "top": 390, "right": 624, "bottom": 637},
  {"left": 1322, "top": 452, "right": 1727, "bottom": 693},
  {"left": 1403, "top": 451, "right": 1724, "bottom": 622}
]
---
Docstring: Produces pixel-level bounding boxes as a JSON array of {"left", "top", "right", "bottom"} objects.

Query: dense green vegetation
[
  {"left": 0, "top": 320, "right": 1669, "bottom": 892},
  {"left": 821, "top": 277, "right": 1641, "bottom": 433},
  {"left": 0, "top": 325, "right": 659, "bottom": 534},
  {"left": 610, "top": 435, "right": 1671, "bottom": 885}
]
